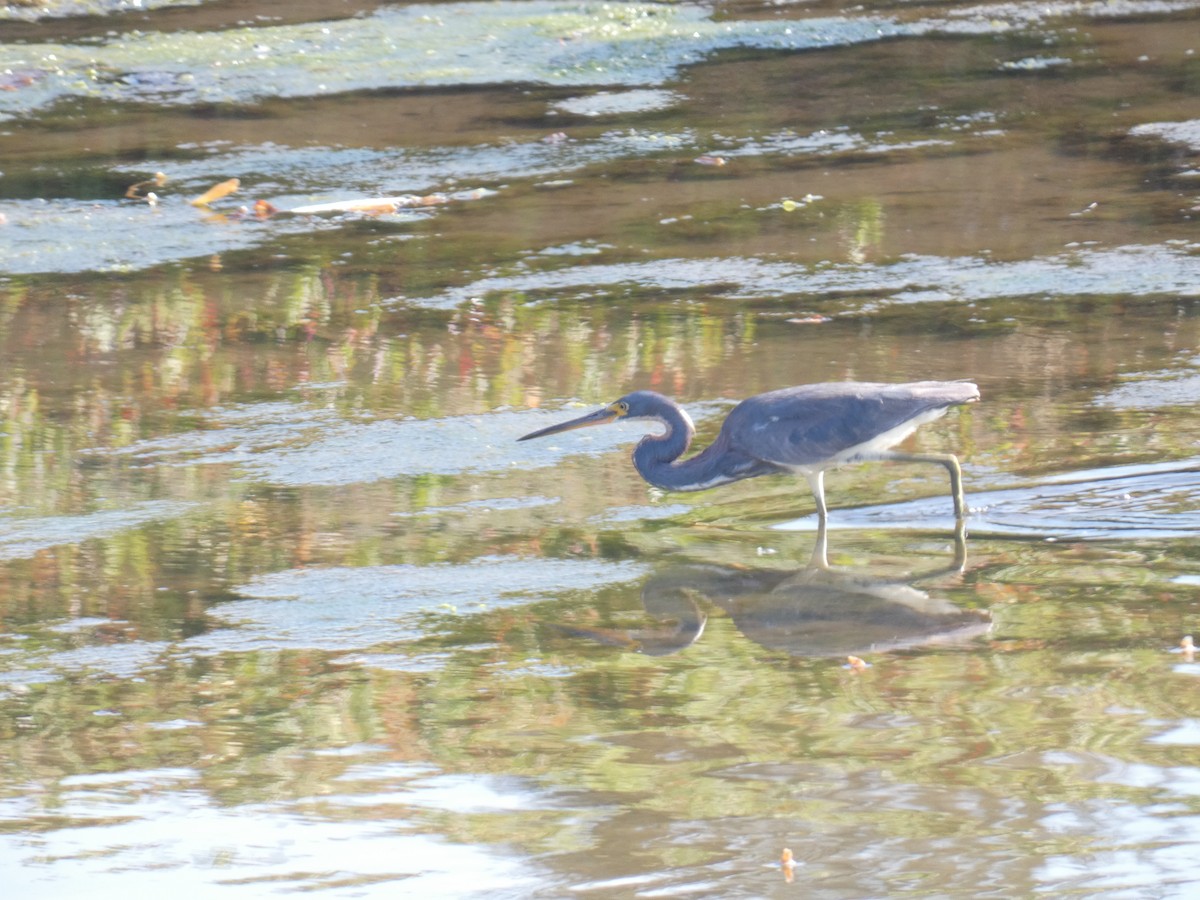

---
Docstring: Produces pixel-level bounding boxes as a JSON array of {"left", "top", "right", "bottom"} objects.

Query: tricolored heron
[{"left": 518, "top": 381, "right": 979, "bottom": 520}]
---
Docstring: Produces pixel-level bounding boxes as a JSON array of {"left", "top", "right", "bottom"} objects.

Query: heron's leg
[
  {"left": 805, "top": 470, "right": 828, "bottom": 522},
  {"left": 808, "top": 517, "right": 830, "bottom": 569},
  {"left": 878, "top": 451, "right": 966, "bottom": 518},
  {"left": 951, "top": 516, "right": 967, "bottom": 571}
]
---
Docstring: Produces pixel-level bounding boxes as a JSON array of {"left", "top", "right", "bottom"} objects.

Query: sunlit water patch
[
  {"left": 413, "top": 243, "right": 1200, "bottom": 309},
  {"left": 0, "top": 769, "right": 544, "bottom": 898},
  {"left": 552, "top": 88, "right": 682, "bottom": 116},
  {"left": 1132, "top": 118, "right": 1200, "bottom": 151},
  {"left": 1131, "top": 118, "right": 1200, "bottom": 183},
  {"left": 376, "top": 771, "right": 563, "bottom": 813},
  {"left": 1149, "top": 720, "right": 1200, "bottom": 746},
  {"left": 0, "top": 616, "right": 177, "bottom": 691},
  {"left": 0, "top": 196, "right": 339, "bottom": 276},
  {"left": 10, "top": 641, "right": 172, "bottom": 685},
  {"left": 230, "top": 411, "right": 604, "bottom": 485},
  {"left": 191, "top": 555, "right": 647, "bottom": 655},
  {"left": 0, "top": 0, "right": 198, "bottom": 21},
  {"left": 100, "top": 398, "right": 724, "bottom": 487},
  {"left": 0, "top": 2, "right": 905, "bottom": 119},
  {"left": 936, "top": 0, "right": 1200, "bottom": 29},
  {"left": 5, "top": 0, "right": 1198, "bottom": 121},
  {"left": 119, "top": 136, "right": 553, "bottom": 198},
  {"left": 1098, "top": 371, "right": 1200, "bottom": 410},
  {"left": 91, "top": 399, "right": 369, "bottom": 478},
  {"left": 728, "top": 125, "right": 959, "bottom": 159},
  {"left": 95, "top": 401, "right": 343, "bottom": 466},
  {"left": 0, "top": 500, "right": 199, "bottom": 561},
  {"left": 1034, "top": 799, "right": 1200, "bottom": 896}
]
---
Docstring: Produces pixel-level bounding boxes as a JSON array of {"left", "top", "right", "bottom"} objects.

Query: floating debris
[
  {"left": 289, "top": 194, "right": 449, "bottom": 215},
  {"left": 125, "top": 171, "right": 168, "bottom": 199},
  {"left": 786, "top": 315, "right": 832, "bottom": 325},
  {"left": 190, "top": 177, "right": 240, "bottom": 207},
  {"left": 1173, "top": 634, "right": 1196, "bottom": 662},
  {"left": 289, "top": 190, "right": 497, "bottom": 216},
  {"left": 781, "top": 847, "right": 798, "bottom": 883},
  {"left": 780, "top": 193, "right": 822, "bottom": 211}
]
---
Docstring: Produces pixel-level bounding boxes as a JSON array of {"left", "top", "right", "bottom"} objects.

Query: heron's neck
[{"left": 631, "top": 407, "right": 733, "bottom": 492}]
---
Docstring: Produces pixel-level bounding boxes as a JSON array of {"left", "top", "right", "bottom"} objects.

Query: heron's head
[{"left": 517, "top": 391, "right": 679, "bottom": 442}]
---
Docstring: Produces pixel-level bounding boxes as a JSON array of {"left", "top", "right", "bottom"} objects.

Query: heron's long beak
[{"left": 517, "top": 404, "right": 620, "bottom": 441}]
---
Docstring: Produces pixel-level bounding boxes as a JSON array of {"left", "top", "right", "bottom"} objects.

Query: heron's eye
[{"left": 614, "top": 401, "right": 629, "bottom": 415}]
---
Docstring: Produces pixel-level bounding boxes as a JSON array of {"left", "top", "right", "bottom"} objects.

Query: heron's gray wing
[{"left": 722, "top": 384, "right": 965, "bottom": 467}]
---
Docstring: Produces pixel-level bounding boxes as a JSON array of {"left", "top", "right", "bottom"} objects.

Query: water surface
[{"left": 2, "top": 0, "right": 1200, "bottom": 896}]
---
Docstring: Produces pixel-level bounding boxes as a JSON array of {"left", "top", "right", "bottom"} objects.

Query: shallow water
[{"left": 2, "top": 0, "right": 1200, "bottom": 896}]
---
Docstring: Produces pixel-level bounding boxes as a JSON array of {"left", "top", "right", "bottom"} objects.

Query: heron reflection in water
[
  {"left": 519, "top": 381, "right": 979, "bottom": 522},
  {"left": 553, "top": 524, "right": 988, "bottom": 658}
]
